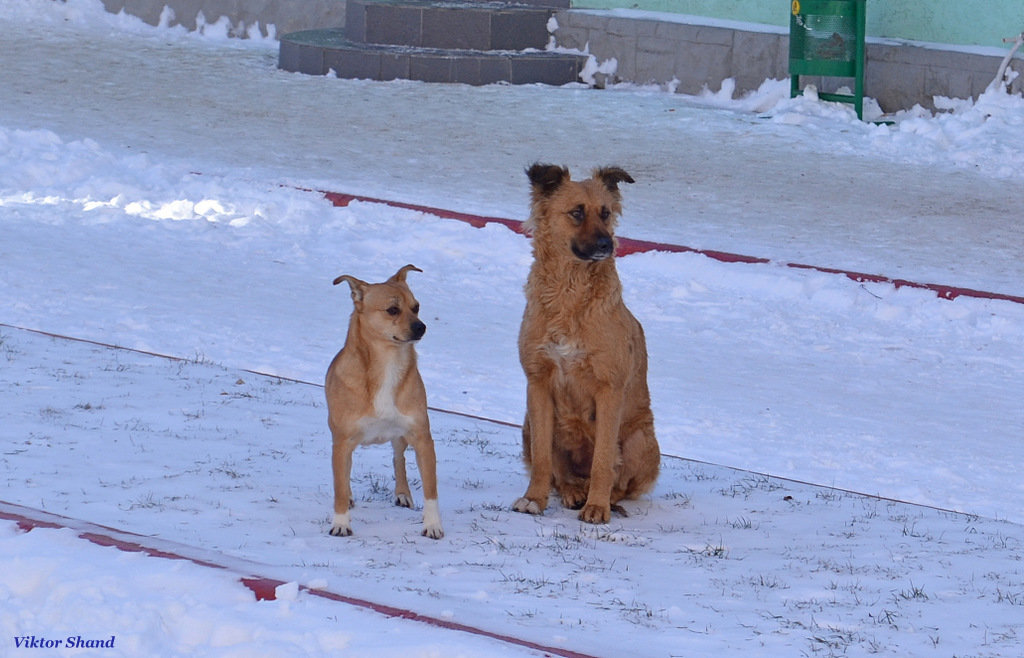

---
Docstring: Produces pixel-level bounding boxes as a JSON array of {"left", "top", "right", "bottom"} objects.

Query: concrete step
[
  {"left": 447, "top": 0, "right": 569, "bottom": 6},
  {"left": 278, "top": 29, "right": 588, "bottom": 86},
  {"left": 345, "top": 0, "right": 555, "bottom": 51}
]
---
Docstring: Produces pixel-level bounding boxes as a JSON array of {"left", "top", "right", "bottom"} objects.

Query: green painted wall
[{"left": 573, "top": 1, "right": 1024, "bottom": 49}]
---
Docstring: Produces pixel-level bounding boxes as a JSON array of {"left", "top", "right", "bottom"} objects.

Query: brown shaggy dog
[{"left": 512, "top": 163, "right": 660, "bottom": 524}]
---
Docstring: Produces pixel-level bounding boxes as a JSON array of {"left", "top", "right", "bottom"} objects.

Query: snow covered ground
[{"left": 1, "top": 1, "right": 1023, "bottom": 656}]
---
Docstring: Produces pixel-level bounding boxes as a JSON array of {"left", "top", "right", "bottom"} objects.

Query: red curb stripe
[
  {"left": 324, "top": 190, "right": 1024, "bottom": 306},
  {"left": 324, "top": 191, "right": 524, "bottom": 233},
  {"left": 0, "top": 501, "right": 594, "bottom": 658}
]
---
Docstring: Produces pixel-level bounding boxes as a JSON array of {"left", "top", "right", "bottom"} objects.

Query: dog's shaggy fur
[{"left": 513, "top": 164, "right": 660, "bottom": 524}]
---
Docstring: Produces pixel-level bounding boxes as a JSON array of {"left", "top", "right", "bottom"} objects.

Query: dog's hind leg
[
  {"left": 391, "top": 437, "right": 414, "bottom": 508},
  {"left": 613, "top": 423, "right": 660, "bottom": 503}
]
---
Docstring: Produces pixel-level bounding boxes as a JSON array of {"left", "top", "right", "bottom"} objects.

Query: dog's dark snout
[
  {"left": 572, "top": 235, "right": 614, "bottom": 261},
  {"left": 411, "top": 320, "right": 426, "bottom": 341}
]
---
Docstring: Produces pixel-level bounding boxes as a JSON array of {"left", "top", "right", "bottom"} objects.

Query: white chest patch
[
  {"left": 543, "top": 339, "right": 584, "bottom": 366},
  {"left": 357, "top": 359, "right": 413, "bottom": 445}
]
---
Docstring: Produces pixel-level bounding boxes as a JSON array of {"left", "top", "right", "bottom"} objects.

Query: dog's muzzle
[
  {"left": 410, "top": 320, "right": 426, "bottom": 341},
  {"left": 571, "top": 236, "right": 614, "bottom": 262}
]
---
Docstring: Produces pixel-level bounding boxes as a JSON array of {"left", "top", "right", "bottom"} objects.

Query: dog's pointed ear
[
  {"left": 594, "top": 166, "right": 635, "bottom": 192},
  {"left": 388, "top": 264, "right": 422, "bottom": 283},
  {"left": 526, "top": 163, "right": 570, "bottom": 197},
  {"left": 333, "top": 274, "right": 368, "bottom": 304}
]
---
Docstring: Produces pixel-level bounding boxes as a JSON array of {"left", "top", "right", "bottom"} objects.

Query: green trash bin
[{"left": 789, "top": 0, "right": 866, "bottom": 119}]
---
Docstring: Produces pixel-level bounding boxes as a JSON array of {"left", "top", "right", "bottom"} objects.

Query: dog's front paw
[
  {"left": 579, "top": 503, "right": 611, "bottom": 524},
  {"left": 329, "top": 524, "right": 353, "bottom": 537},
  {"left": 421, "top": 499, "right": 443, "bottom": 539},
  {"left": 513, "top": 497, "right": 545, "bottom": 515},
  {"left": 559, "top": 488, "right": 588, "bottom": 510},
  {"left": 395, "top": 493, "right": 413, "bottom": 508},
  {"left": 422, "top": 523, "right": 444, "bottom": 540},
  {"left": 329, "top": 512, "right": 353, "bottom": 537}
]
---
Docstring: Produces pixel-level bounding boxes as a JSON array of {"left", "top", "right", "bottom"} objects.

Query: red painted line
[
  {"left": 324, "top": 191, "right": 525, "bottom": 232},
  {"left": 0, "top": 500, "right": 594, "bottom": 658},
  {"left": 324, "top": 189, "right": 1024, "bottom": 306},
  {"left": 0, "top": 502, "right": 231, "bottom": 571}
]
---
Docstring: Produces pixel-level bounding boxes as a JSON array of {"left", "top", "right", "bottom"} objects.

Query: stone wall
[
  {"left": 99, "top": 0, "right": 346, "bottom": 37},
  {"left": 553, "top": 13, "right": 790, "bottom": 96},
  {"left": 572, "top": 0, "right": 1024, "bottom": 50},
  {"left": 553, "top": 10, "right": 1024, "bottom": 113}
]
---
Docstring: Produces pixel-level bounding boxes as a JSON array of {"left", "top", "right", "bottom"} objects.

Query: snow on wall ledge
[
  {"left": 97, "top": 0, "right": 1023, "bottom": 112},
  {"left": 551, "top": 9, "right": 1024, "bottom": 113},
  {"left": 97, "top": 0, "right": 346, "bottom": 38}
]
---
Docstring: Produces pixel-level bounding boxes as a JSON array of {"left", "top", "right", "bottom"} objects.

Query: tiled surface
[
  {"left": 278, "top": 29, "right": 586, "bottom": 85},
  {"left": 490, "top": 10, "right": 550, "bottom": 50},
  {"left": 380, "top": 53, "right": 413, "bottom": 81},
  {"left": 509, "top": 55, "right": 578, "bottom": 86},
  {"left": 324, "top": 48, "right": 382, "bottom": 80},
  {"left": 364, "top": 4, "right": 423, "bottom": 47},
  {"left": 421, "top": 8, "right": 491, "bottom": 50},
  {"left": 410, "top": 54, "right": 454, "bottom": 83},
  {"left": 278, "top": 41, "right": 325, "bottom": 75},
  {"left": 347, "top": 0, "right": 553, "bottom": 51},
  {"left": 279, "top": 0, "right": 585, "bottom": 88}
]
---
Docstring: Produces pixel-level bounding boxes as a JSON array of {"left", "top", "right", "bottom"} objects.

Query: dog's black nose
[
  {"left": 572, "top": 236, "right": 615, "bottom": 261},
  {"left": 594, "top": 236, "right": 614, "bottom": 256},
  {"left": 411, "top": 321, "right": 426, "bottom": 341}
]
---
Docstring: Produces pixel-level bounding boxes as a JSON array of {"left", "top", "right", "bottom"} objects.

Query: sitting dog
[
  {"left": 325, "top": 264, "right": 443, "bottom": 539},
  {"left": 513, "top": 164, "right": 660, "bottom": 524}
]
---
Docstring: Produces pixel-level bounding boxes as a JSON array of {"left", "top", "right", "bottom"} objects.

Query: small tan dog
[
  {"left": 514, "top": 164, "right": 660, "bottom": 524},
  {"left": 325, "top": 264, "right": 443, "bottom": 539}
]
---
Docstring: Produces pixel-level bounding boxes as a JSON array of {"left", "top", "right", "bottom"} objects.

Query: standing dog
[
  {"left": 513, "top": 164, "right": 660, "bottom": 524},
  {"left": 325, "top": 264, "right": 443, "bottom": 539}
]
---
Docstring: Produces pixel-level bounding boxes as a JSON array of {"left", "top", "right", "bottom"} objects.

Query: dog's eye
[
  {"left": 386, "top": 306, "right": 400, "bottom": 316},
  {"left": 599, "top": 207, "right": 611, "bottom": 222},
  {"left": 411, "top": 303, "right": 420, "bottom": 314},
  {"left": 568, "top": 205, "right": 585, "bottom": 224}
]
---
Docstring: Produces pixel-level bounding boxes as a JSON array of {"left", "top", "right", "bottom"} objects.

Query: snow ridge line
[
  {"left": 0, "top": 500, "right": 594, "bottom": 658},
  {"left": 322, "top": 190, "right": 1024, "bottom": 306},
  {"left": 0, "top": 322, "right": 981, "bottom": 520},
  {"left": 0, "top": 322, "right": 522, "bottom": 430}
]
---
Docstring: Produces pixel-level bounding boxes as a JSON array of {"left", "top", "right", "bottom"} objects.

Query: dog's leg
[
  {"left": 553, "top": 443, "right": 589, "bottom": 510},
  {"left": 409, "top": 431, "right": 443, "bottom": 539},
  {"left": 330, "top": 436, "right": 355, "bottom": 537},
  {"left": 579, "top": 387, "right": 623, "bottom": 524},
  {"left": 391, "top": 437, "right": 414, "bottom": 508},
  {"left": 520, "top": 416, "right": 532, "bottom": 465},
  {"left": 514, "top": 381, "right": 554, "bottom": 515},
  {"left": 615, "top": 423, "right": 660, "bottom": 502}
]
